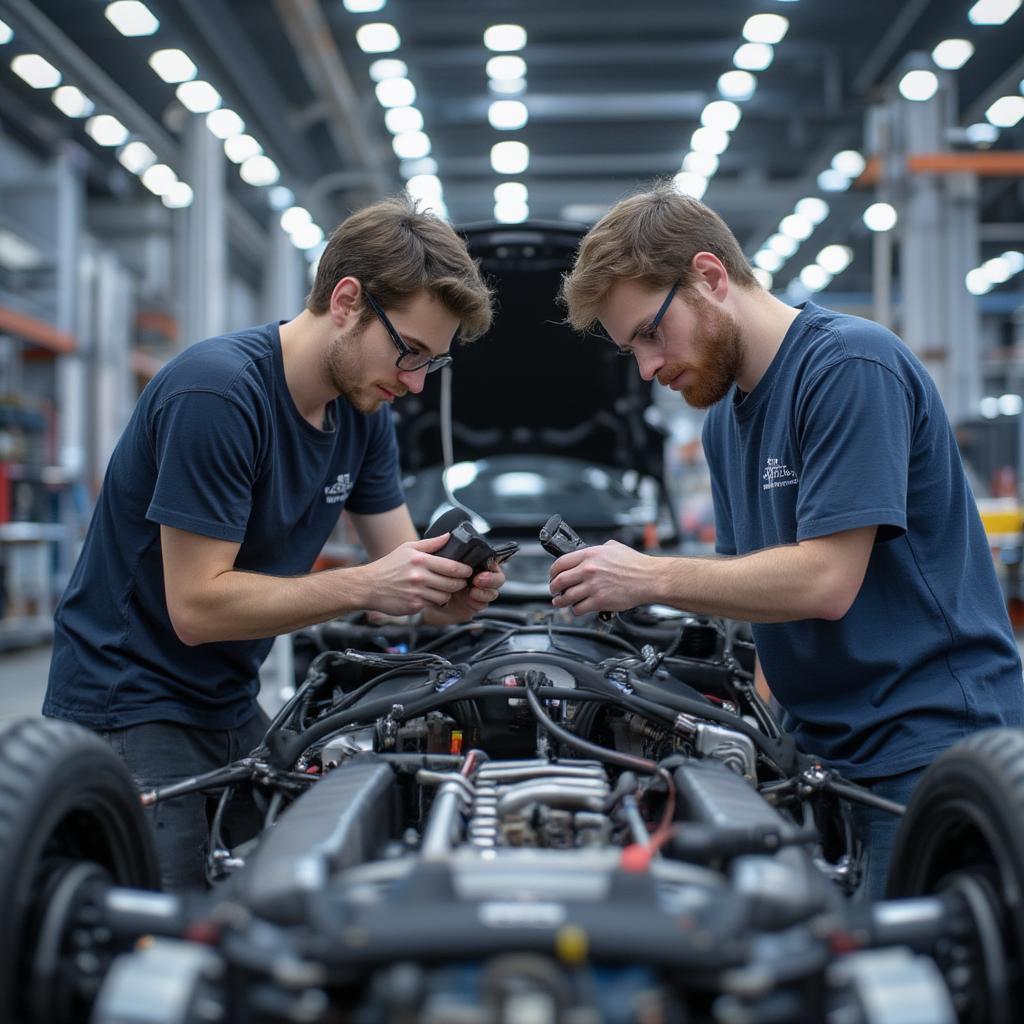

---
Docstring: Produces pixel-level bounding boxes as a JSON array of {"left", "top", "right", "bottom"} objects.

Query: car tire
[
  {"left": 0, "top": 718, "right": 160, "bottom": 1023},
  {"left": 886, "top": 727, "right": 1024, "bottom": 1014}
]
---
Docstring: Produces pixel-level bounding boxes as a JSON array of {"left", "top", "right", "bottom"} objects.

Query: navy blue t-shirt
[
  {"left": 44, "top": 322, "right": 405, "bottom": 730},
  {"left": 702, "top": 302, "right": 1024, "bottom": 778}
]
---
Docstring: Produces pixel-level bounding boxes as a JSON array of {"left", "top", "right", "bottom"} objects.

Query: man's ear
[
  {"left": 690, "top": 251, "right": 729, "bottom": 302},
  {"left": 329, "top": 276, "right": 361, "bottom": 327}
]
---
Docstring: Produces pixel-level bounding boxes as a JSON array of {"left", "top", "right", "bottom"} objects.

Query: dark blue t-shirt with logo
[
  {"left": 702, "top": 302, "right": 1024, "bottom": 779},
  {"left": 45, "top": 322, "right": 404, "bottom": 730}
]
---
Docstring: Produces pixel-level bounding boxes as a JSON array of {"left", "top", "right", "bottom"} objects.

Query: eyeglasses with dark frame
[
  {"left": 612, "top": 278, "right": 682, "bottom": 356},
  {"left": 362, "top": 289, "right": 453, "bottom": 374}
]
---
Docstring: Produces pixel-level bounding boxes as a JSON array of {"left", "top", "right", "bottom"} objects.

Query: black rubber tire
[
  {"left": 0, "top": 718, "right": 160, "bottom": 1024},
  {"left": 886, "top": 728, "right": 1024, "bottom": 1003}
]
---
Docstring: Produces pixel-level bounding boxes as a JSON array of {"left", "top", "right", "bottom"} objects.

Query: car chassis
[{"left": 2, "top": 525, "right": 1023, "bottom": 1024}]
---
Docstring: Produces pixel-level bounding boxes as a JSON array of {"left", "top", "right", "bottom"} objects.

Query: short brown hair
[
  {"left": 561, "top": 180, "right": 757, "bottom": 333},
  {"left": 307, "top": 194, "right": 494, "bottom": 342}
]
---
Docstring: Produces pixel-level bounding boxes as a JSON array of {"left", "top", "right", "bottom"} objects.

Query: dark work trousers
[
  {"left": 97, "top": 708, "right": 271, "bottom": 893},
  {"left": 848, "top": 764, "right": 927, "bottom": 903}
]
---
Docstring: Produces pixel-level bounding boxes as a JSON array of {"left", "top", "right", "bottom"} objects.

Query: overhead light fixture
[
  {"left": 931, "top": 39, "right": 974, "bottom": 70},
  {"left": 494, "top": 181, "right": 527, "bottom": 204},
  {"left": 752, "top": 268, "right": 774, "bottom": 291},
  {"left": 799, "top": 264, "right": 831, "bottom": 291},
  {"left": 11, "top": 53, "right": 61, "bottom": 89},
  {"left": 779, "top": 213, "right": 814, "bottom": 241},
  {"left": 176, "top": 80, "right": 221, "bottom": 113},
  {"left": 754, "top": 249, "right": 783, "bottom": 273},
  {"left": 491, "top": 140, "right": 529, "bottom": 174},
  {"left": 831, "top": 149, "right": 866, "bottom": 177},
  {"left": 768, "top": 233, "right": 799, "bottom": 258},
  {"left": 673, "top": 171, "right": 708, "bottom": 200},
  {"left": 899, "top": 69, "right": 939, "bottom": 102},
  {"left": 742, "top": 13, "right": 789, "bottom": 44},
  {"left": 487, "top": 55, "right": 527, "bottom": 80},
  {"left": 795, "top": 197, "right": 829, "bottom": 224},
  {"left": 983, "top": 256, "right": 1013, "bottom": 283},
  {"left": 494, "top": 200, "right": 529, "bottom": 223},
  {"left": 239, "top": 155, "right": 280, "bottom": 186},
  {"left": 140, "top": 163, "right": 177, "bottom": 196},
  {"left": 408, "top": 174, "right": 444, "bottom": 202},
  {"left": 683, "top": 151, "right": 719, "bottom": 176},
  {"left": 104, "top": 1, "right": 159, "bottom": 37},
  {"left": 355, "top": 23, "right": 400, "bottom": 53},
  {"left": 369, "top": 58, "right": 407, "bottom": 81},
  {"left": 816, "top": 244, "right": 853, "bottom": 274},
  {"left": 52, "top": 85, "right": 94, "bottom": 118},
  {"left": 863, "top": 202, "right": 897, "bottom": 232},
  {"left": 967, "top": 0, "right": 1021, "bottom": 25},
  {"left": 117, "top": 140, "right": 157, "bottom": 174},
  {"left": 966, "top": 268, "right": 992, "bottom": 294},
  {"left": 148, "top": 49, "right": 197, "bottom": 83},
  {"left": 223, "top": 134, "right": 263, "bottom": 163},
  {"left": 489, "top": 78, "right": 526, "bottom": 96},
  {"left": 85, "top": 114, "right": 129, "bottom": 146},
  {"left": 0, "top": 18, "right": 12, "bottom": 45},
  {"left": 375, "top": 77, "right": 416, "bottom": 107},
  {"left": 0, "top": 227, "right": 42, "bottom": 270},
  {"left": 1001, "top": 250, "right": 1024, "bottom": 274},
  {"left": 733, "top": 42, "right": 773, "bottom": 71},
  {"left": 162, "top": 181, "right": 194, "bottom": 209},
  {"left": 280, "top": 206, "right": 312, "bottom": 234},
  {"left": 717, "top": 70, "right": 756, "bottom": 101},
  {"left": 690, "top": 126, "right": 730, "bottom": 155},
  {"left": 384, "top": 106, "right": 423, "bottom": 134},
  {"left": 343, "top": 0, "right": 386, "bottom": 11},
  {"left": 701, "top": 100, "right": 741, "bottom": 132},
  {"left": 206, "top": 108, "right": 245, "bottom": 139},
  {"left": 392, "top": 130, "right": 431, "bottom": 159},
  {"left": 817, "top": 168, "right": 851, "bottom": 192},
  {"left": 488, "top": 99, "right": 528, "bottom": 130},
  {"left": 484, "top": 24, "right": 527, "bottom": 52},
  {"left": 979, "top": 396, "right": 999, "bottom": 417},
  {"left": 965, "top": 121, "right": 999, "bottom": 144},
  {"left": 291, "top": 222, "right": 325, "bottom": 250},
  {"left": 985, "top": 95, "right": 1024, "bottom": 127}
]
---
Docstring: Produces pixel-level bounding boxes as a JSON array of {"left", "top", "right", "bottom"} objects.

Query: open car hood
[{"left": 393, "top": 221, "right": 666, "bottom": 483}]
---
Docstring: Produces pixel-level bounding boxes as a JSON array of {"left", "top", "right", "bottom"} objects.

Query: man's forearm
[
  {"left": 172, "top": 564, "right": 373, "bottom": 645},
  {"left": 650, "top": 544, "right": 851, "bottom": 622}
]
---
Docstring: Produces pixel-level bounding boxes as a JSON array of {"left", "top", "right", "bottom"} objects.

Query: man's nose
[
  {"left": 635, "top": 349, "right": 663, "bottom": 382},
  {"left": 398, "top": 365, "right": 429, "bottom": 394}
]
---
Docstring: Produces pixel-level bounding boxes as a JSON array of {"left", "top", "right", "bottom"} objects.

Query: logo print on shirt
[
  {"left": 324, "top": 473, "right": 354, "bottom": 504},
  {"left": 762, "top": 456, "right": 799, "bottom": 491}
]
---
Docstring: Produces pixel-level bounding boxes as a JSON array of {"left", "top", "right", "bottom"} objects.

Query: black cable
[{"left": 523, "top": 681, "right": 658, "bottom": 774}]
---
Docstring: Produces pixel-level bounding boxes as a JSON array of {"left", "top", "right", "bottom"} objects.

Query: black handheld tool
[
  {"left": 540, "top": 514, "right": 614, "bottom": 621},
  {"left": 425, "top": 508, "right": 518, "bottom": 574}
]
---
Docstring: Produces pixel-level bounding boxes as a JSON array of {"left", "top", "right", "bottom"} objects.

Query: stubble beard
[
  {"left": 324, "top": 325, "right": 383, "bottom": 415},
  {"left": 660, "top": 296, "right": 744, "bottom": 410}
]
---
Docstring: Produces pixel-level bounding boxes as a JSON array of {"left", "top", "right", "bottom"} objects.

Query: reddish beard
[{"left": 658, "top": 294, "right": 743, "bottom": 409}]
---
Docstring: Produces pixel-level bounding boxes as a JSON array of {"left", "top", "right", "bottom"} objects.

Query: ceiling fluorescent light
[
  {"left": 176, "top": 80, "right": 221, "bottom": 113},
  {"left": 391, "top": 131, "right": 431, "bottom": 159},
  {"left": 239, "top": 155, "right": 280, "bottom": 186},
  {"left": 384, "top": 106, "right": 423, "bottom": 134},
  {"left": 487, "top": 55, "right": 527, "bottom": 80},
  {"left": 368, "top": 58, "right": 406, "bottom": 81},
  {"left": 863, "top": 202, "right": 898, "bottom": 232},
  {"left": 931, "top": 39, "right": 974, "bottom": 70},
  {"left": 733, "top": 42, "right": 773, "bottom": 71},
  {"left": 141, "top": 163, "right": 178, "bottom": 196},
  {"left": 343, "top": 0, "right": 386, "bottom": 11},
  {"left": 742, "top": 14, "right": 789, "bottom": 44},
  {"left": 488, "top": 99, "right": 528, "bottom": 130},
  {"left": 206, "top": 108, "right": 245, "bottom": 139},
  {"left": 717, "top": 70, "right": 756, "bottom": 100},
  {"left": 149, "top": 49, "right": 197, "bottom": 84},
  {"left": 85, "top": 114, "right": 129, "bottom": 146},
  {"left": 985, "top": 95, "right": 1024, "bottom": 127},
  {"left": 673, "top": 172, "right": 708, "bottom": 200},
  {"left": 223, "top": 134, "right": 262, "bottom": 163},
  {"left": 11, "top": 54, "right": 61, "bottom": 89},
  {"left": 162, "top": 182, "right": 194, "bottom": 209},
  {"left": 484, "top": 24, "right": 527, "bottom": 51},
  {"left": 104, "top": 1, "right": 159, "bottom": 37},
  {"left": 491, "top": 140, "right": 529, "bottom": 174},
  {"left": 52, "top": 85, "right": 94, "bottom": 118},
  {"left": 898, "top": 69, "right": 939, "bottom": 102},
  {"left": 356, "top": 23, "right": 400, "bottom": 53},
  {"left": 967, "top": 0, "right": 1021, "bottom": 25},
  {"left": 118, "top": 140, "right": 157, "bottom": 174},
  {"left": 375, "top": 78, "right": 416, "bottom": 107}
]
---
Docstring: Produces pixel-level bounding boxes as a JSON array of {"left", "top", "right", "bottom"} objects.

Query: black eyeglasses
[
  {"left": 606, "top": 278, "right": 681, "bottom": 355},
  {"left": 363, "top": 290, "right": 453, "bottom": 374}
]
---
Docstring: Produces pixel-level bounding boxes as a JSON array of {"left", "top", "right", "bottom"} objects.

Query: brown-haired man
[
  {"left": 44, "top": 195, "right": 502, "bottom": 890},
  {"left": 555, "top": 181, "right": 1024, "bottom": 900}
]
